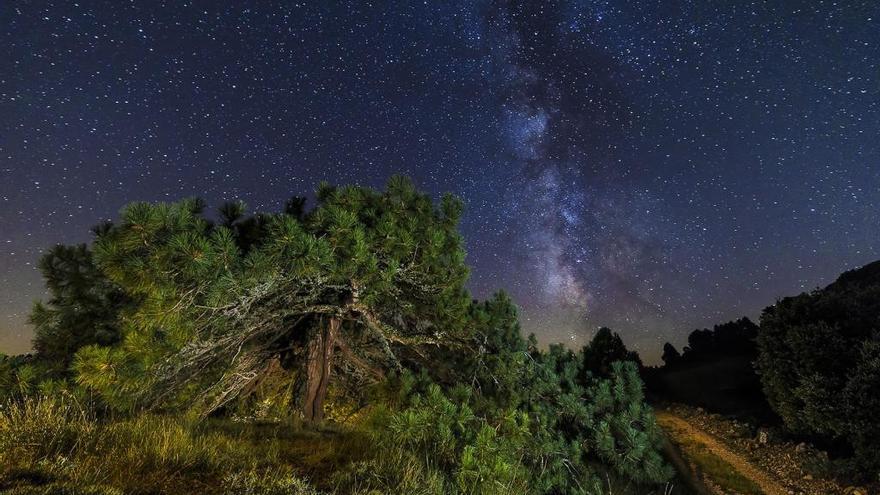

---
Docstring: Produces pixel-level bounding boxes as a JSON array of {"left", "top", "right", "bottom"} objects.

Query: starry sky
[{"left": 1, "top": 1, "right": 879, "bottom": 363}]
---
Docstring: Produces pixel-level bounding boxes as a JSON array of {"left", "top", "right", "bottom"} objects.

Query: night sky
[{"left": 2, "top": 2, "right": 879, "bottom": 363}]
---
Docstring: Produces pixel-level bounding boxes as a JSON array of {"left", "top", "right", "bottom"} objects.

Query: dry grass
[{"left": 0, "top": 396, "right": 373, "bottom": 494}]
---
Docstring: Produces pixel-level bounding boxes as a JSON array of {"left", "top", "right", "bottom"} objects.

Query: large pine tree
[{"left": 74, "top": 177, "right": 471, "bottom": 421}]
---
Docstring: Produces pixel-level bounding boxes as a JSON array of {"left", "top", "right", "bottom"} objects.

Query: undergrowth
[
  {"left": 0, "top": 396, "right": 328, "bottom": 494},
  {"left": 0, "top": 394, "right": 681, "bottom": 495}
]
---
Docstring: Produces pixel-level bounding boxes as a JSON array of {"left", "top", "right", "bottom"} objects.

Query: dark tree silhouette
[
  {"left": 676, "top": 318, "right": 758, "bottom": 363},
  {"left": 29, "top": 243, "right": 129, "bottom": 372},
  {"left": 581, "top": 327, "right": 641, "bottom": 379},
  {"left": 660, "top": 342, "right": 681, "bottom": 367}
]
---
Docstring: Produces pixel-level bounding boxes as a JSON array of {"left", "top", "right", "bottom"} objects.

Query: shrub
[
  {"left": 756, "top": 261, "right": 880, "bottom": 478},
  {"left": 336, "top": 384, "right": 530, "bottom": 495},
  {"left": 586, "top": 361, "right": 671, "bottom": 484}
]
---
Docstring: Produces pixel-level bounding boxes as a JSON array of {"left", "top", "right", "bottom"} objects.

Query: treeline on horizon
[
  {"left": 0, "top": 177, "right": 675, "bottom": 495},
  {"left": 644, "top": 318, "right": 769, "bottom": 421}
]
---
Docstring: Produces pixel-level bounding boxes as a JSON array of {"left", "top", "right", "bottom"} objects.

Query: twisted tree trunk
[{"left": 301, "top": 316, "right": 340, "bottom": 422}]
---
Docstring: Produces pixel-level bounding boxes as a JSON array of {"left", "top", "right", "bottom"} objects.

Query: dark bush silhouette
[{"left": 757, "top": 260, "right": 880, "bottom": 477}]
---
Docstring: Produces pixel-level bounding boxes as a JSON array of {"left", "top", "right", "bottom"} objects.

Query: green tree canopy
[{"left": 74, "top": 176, "right": 471, "bottom": 420}]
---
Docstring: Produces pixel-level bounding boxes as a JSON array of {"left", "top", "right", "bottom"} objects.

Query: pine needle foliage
[
  {"left": 74, "top": 177, "right": 471, "bottom": 417},
  {"left": 340, "top": 293, "right": 673, "bottom": 494}
]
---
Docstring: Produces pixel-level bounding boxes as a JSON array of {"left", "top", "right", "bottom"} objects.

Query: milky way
[{"left": 2, "top": 1, "right": 879, "bottom": 362}]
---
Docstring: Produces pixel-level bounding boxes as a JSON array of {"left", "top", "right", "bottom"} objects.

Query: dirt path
[{"left": 656, "top": 410, "right": 789, "bottom": 495}]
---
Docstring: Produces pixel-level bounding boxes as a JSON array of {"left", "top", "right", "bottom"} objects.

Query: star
[{"left": 1, "top": 1, "right": 878, "bottom": 364}]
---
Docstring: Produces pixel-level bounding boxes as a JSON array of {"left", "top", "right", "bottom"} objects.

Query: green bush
[
  {"left": 586, "top": 361, "right": 670, "bottom": 484},
  {"left": 459, "top": 294, "right": 673, "bottom": 493},
  {"left": 389, "top": 384, "right": 530, "bottom": 494},
  {"left": 335, "top": 356, "right": 672, "bottom": 495},
  {"left": 334, "top": 384, "right": 529, "bottom": 495}
]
